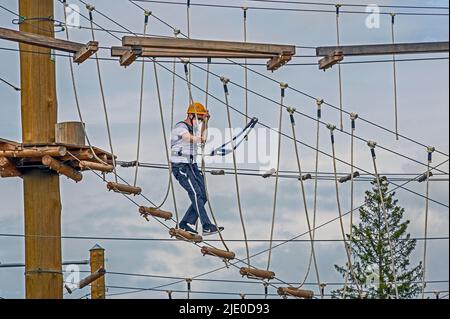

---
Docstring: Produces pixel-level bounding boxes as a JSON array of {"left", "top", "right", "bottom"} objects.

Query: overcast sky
[{"left": 0, "top": 0, "right": 449, "bottom": 299}]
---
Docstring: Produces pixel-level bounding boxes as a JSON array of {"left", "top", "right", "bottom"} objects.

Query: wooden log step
[
  {"left": 79, "top": 161, "right": 114, "bottom": 173},
  {"left": 201, "top": 247, "right": 235, "bottom": 261},
  {"left": 240, "top": 267, "right": 276, "bottom": 280},
  {"left": 169, "top": 228, "right": 203, "bottom": 243},
  {"left": 277, "top": 287, "right": 314, "bottom": 299},
  {"left": 42, "top": 155, "right": 83, "bottom": 182},
  {"left": 139, "top": 206, "right": 173, "bottom": 221},
  {"left": 107, "top": 182, "right": 142, "bottom": 195}
]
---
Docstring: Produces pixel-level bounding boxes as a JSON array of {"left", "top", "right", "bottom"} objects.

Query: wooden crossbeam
[
  {"left": 116, "top": 36, "right": 295, "bottom": 70},
  {"left": 0, "top": 27, "right": 98, "bottom": 64},
  {"left": 111, "top": 46, "right": 276, "bottom": 59},
  {"left": 122, "top": 36, "right": 295, "bottom": 55},
  {"left": 317, "top": 41, "right": 449, "bottom": 57}
]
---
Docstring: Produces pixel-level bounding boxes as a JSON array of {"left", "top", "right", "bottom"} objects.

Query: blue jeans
[{"left": 172, "top": 162, "right": 212, "bottom": 228}]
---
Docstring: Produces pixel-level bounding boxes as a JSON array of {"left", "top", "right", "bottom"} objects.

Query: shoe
[
  {"left": 179, "top": 222, "right": 198, "bottom": 235},
  {"left": 203, "top": 225, "right": 225, "bottom": 236}
]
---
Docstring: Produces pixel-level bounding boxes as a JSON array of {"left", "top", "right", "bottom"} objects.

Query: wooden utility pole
[
  {"left": 19, "top": 0, "right": 63, "bottom": 299},
  {"left": 90, "top": 245, "right": 106, "bottom": 299}
]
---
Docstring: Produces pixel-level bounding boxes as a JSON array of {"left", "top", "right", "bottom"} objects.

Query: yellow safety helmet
[{"left": 187, "top": 102, "right": 208, "bottom": 116}]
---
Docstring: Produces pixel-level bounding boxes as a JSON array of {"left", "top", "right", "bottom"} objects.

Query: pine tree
[{"left": 333, "top": 177, "right": 423, "bottom": 299}]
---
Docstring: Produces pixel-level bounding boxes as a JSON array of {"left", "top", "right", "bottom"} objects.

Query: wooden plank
[
  {"left": 0, "top": 26, "right": 84, "bottom": 53},
  {"left": 122, "top": 36, "right": 295, "bottom": 56},
  {"left": 73, "top": 41, "right": 99, "bottom": 64},
  {"left": 111, "top": 46, "right": 277, "bottom": 59},
  {"left": 267, "top": 52, "right": 294, "bottom": 71},
  {"left": 319, "top": 51, "right": 344, "bottom": 70},
  {"left": 317, "top": 41, "right": 449, "bottom": 57}
]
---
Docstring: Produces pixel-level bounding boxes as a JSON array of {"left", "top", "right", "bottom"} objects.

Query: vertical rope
[
  {"left": 133, "top": 11, "right": 150, "bottom": 187},
  {"left": 171, "top": 29, "right": 181, "bottom": 130},
  {"left": 200, "top": 59, "right": 230, "bottom": 252},
  {"left": 390, "top": 13, "right": 400, "bottom": 141},
  {"left": 221, "top": 76, "right": 251, "bottom": 267},
  {"left": 288, "top": 107, "right": 322, "bottom": 298},
  {"left": 243, "top": 7, "right": 249, "bottom": 129},
  {"left": 335, "top": 4, "right": 344, "bottom": 131},
  {"left": 422, "top": 147, "right": 434, "bottom": 298},
  {"left": 151, "top": 59, "right": 180, "bottom": 224},
  {"left": 297, "top": 98, "right": 324, "bottom": 296},
  {"left": 368, "top": 141, "right": 399, "bottom": 299},
  {"left": 343, "top": 112, "right": 358, "bottom": 298},
  {"left": 186, "top": 0, "right": 192, "bottom": 83},
  {"left": 86, "top": 4, "right": 118, "bottom": 183},
  {"left": 329, "top": 124, "right": 362, "bottom": 298},
  {"left": 205, "top": 57, "right": 211, "bottom": 110},
  {"left": 61, "top": 1, "right": 108, "bottom": 168},
  {"left": 266, "top": 83, "right": 287, "bottom": 271}
]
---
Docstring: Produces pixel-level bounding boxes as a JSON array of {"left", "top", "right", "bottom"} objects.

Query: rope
[
  {"left": 266, "top": 83, "right": 286, "bottom": 271},
  {"left": 130, "top": 0, "right": 450, "bottom": 16},
  {"left": 155, "top": 60, "right": 449, "bottom": 207},
  {"left": 343, "top": 112, "right": 358, "bottom": 296},
  {"left": 295, "top": 98, "right": 323, "bottom": 295},
  {"left": 86, "top": 5, "right": 118, "bottom": 183},
  {"left": 127, "top": 6, "right": 450, "bottom": 159},
  {"left": 61, "top": 0, "right": 109, "bottom": 168},
  {"left": 221, "top": 77, "right": 251, "bottom": 267},
  {"left": 328, "top": 124, "right": 363, "bottom": 298},
  {"left": 0, "top": 77, "right": 20, "bottom": 91},
  {"left": 133, "top": 11, "right": 150, "bottom": 187},
  {"left": 171, "top": 29, "right": 181, "bottom": 130},
  {"left": 287, "top": 107, "right": 322, "bottom": 297},
  {"left": 335, "top": 4, "right": 344, "bottom": 131},
  {"left": 186, "top": 0, "right": 192, "bottom": 83},
  {"left": 391, "top": 13, "right": 400, "bottom": 140},
  {"left": 368, "top": 141, "right": 400, "bottom": 299},
  {"left": 243, "top": 7, "right": 249, "bottom": 129},
  {"left": 200, "top": 62, "right": 230, "bottom": 252},
  {"left": 151, "top": 60, "right": 180, "bottom": 220},
  {"left": 422, "top": 147, "right": 435, "bottom": 298}
]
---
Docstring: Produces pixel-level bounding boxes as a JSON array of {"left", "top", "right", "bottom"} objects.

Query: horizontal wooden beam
[
  {"left": 122, "top": 36, "right": 296, "bottom": 56},
  {"left": 111, "top": 46, "right": 276, "bottom": 59},
  {"left": 78, "top": 268, "right": 106, "bottom": 289},
  {"left": 0, "top": 27, "right": 98, "bottom": 63},
  {"left": 317, "top": 41, "right": 449, "bottom": 57},
  {"left": 0, "top": 146, "right": 67, "bottom": 158}
]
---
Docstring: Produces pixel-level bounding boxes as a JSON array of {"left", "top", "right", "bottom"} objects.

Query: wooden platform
[{"left": 0, "top": 138, "right": 115, "bottom": 179}]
